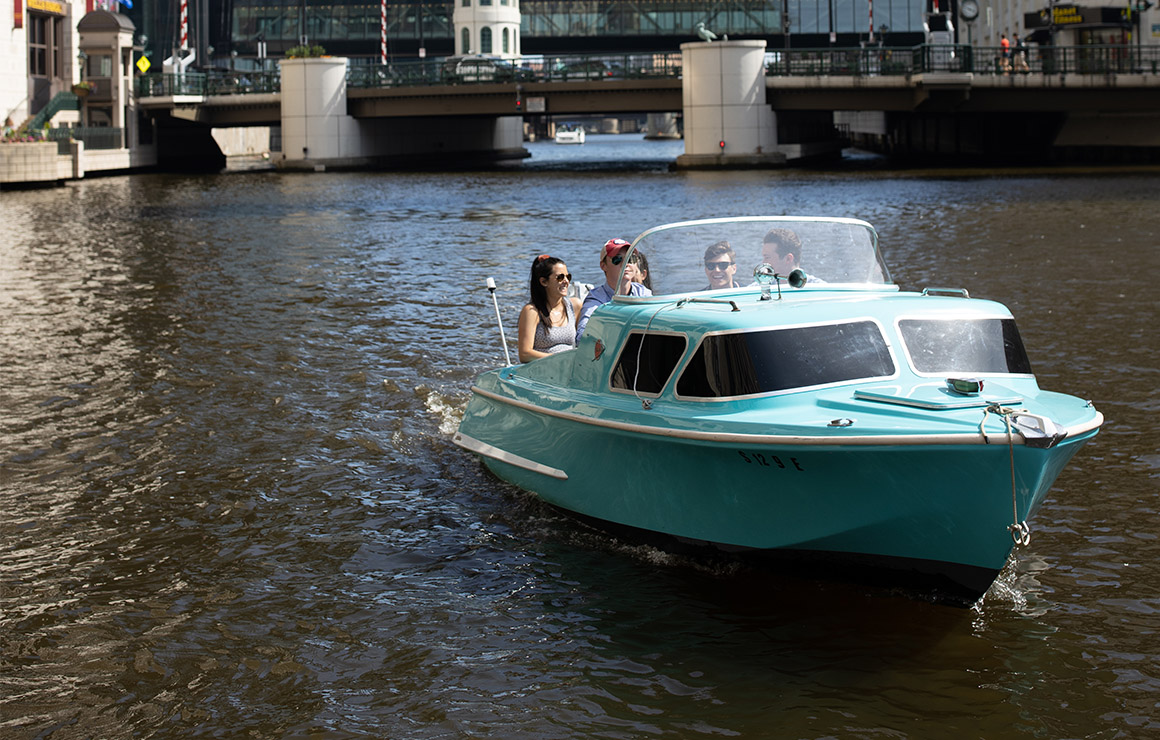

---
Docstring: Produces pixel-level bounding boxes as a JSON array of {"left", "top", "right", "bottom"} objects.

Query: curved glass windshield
[{"left": 619, "top": 217, "right": 893, "bottom": 297}]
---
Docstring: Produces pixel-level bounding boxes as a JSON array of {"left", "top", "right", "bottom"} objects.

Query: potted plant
[
  {"left": 72, "top": 80, "right": 95, "bottom": 97},
  {"left": 286, "top": 44, "right": 327, "bottom": 59}
]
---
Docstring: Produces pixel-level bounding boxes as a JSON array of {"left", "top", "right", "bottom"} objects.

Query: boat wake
[{"left": 421, "top": 385, "right": 468, "bottom": 436}]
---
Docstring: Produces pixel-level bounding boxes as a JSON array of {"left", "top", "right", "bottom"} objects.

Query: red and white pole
[
  {"left": 180, "top": 0, "right": 189, "bottom": 50},
  {"left": 868, "top": 0, "right": 874, "bottom": 42},
  {"left": 380, "top": 0, "right": 387, "bottom": 64}
]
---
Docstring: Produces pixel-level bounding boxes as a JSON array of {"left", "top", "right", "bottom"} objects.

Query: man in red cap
[{"left": 576, "top": 237, "right": 652, "bottom": 338}]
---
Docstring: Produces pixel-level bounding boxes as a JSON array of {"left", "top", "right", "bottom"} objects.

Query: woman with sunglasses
[{"left": 517, "top": 254, "right": 582, "bottom": 363}]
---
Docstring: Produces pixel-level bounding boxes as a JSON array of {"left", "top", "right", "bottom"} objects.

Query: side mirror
[{"left": 788, "top": 269, "right": 807, "bottom": 289}]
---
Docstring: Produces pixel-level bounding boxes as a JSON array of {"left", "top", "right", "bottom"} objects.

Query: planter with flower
[{"left": 72, "top": 81, "right": 95, "bottom": 97}]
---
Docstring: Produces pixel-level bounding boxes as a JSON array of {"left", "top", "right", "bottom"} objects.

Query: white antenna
[{"left": 486, "top": 278, "right": 512, "bottom": 366}]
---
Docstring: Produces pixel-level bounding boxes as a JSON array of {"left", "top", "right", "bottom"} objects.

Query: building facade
[{"left": 3, "top": 0, "right": 90, "bottom": 127}]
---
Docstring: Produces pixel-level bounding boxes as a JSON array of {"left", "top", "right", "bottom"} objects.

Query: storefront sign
[
  {"left": 28, "top": 0, "right": 65, "bottom": 14},
  {"left": 1025, "top": 5, "right": 1132, "bottom": 29},
  {"left": 1051, "top": 5, "right": 1086, "bottom": 24},
  {"left": 14, "top": 0, "right": 22, "bottom": 28}
]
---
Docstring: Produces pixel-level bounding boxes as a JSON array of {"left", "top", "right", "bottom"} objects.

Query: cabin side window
[
  {"left": 899, "top": 318, "right": 1033, "bottom": 375},
  {"left": 610, "top": 332, "right": 687, "bottom": 395},
  {"left": 676, "top": 321, "right": 896, "bottom": 398}
]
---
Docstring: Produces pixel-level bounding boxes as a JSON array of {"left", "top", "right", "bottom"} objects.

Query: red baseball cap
[{"left": 602, "top": 238, "right": 631, "bottom": 258}]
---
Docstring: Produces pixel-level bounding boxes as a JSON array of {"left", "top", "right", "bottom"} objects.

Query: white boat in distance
[{"left": 554, "top": 124, "right": 586, "bottom": 145}]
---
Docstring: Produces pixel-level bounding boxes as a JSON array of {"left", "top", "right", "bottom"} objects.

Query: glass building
[{"left": 136, "top": 0, "right": 931, "bottom": 68}]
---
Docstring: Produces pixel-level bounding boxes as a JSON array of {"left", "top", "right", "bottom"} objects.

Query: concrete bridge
[{"left": 136, "top": 42, "right": 1160, "bottom": 170}]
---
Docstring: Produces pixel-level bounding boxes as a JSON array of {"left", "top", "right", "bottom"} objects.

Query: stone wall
[{"left": 0, "top": 142, "right": 66, "bottom": 185}]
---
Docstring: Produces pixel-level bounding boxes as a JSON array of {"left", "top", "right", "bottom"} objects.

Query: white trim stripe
[
  {"left": 453, "top": 431, "right": 569, "bottom": 479},
  {"left": 469, "top": 386, "right": 1103, "bottom": 447}
]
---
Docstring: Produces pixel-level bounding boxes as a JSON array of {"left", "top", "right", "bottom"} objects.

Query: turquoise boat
[{"left": 455, "top": 217, "right": 1103, "bottom": 600}]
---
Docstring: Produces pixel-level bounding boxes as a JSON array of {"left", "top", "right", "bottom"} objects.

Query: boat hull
[{"left": 455, "top": 384, "right": 1095, "bottom": 598}]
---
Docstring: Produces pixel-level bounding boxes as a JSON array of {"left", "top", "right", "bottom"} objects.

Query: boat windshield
[{"left": 619, "top": 217, "right": 892, "bottom": 296}]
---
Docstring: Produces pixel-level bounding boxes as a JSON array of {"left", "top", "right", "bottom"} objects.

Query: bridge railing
[
  {"left": 347, "top": 51, "right": 683, "bottom": 89},
  {"left": 136, "top": 70, "right": 281, "bottom": 98},
  {"left": 134, "top": 45, "right": 1158, "bottom": 98},
  {"left": 769, "top": 44, "right": 1160, "bottom": 77}
]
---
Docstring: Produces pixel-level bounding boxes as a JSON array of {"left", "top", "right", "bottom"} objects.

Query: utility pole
[
  {"left": 782, "top": 0, "right": 790, "bottom": 51},
  {"left": 300, "top": 0, "right": 308, "bottom": 46}
]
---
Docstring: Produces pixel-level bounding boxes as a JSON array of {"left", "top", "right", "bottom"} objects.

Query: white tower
[{"left": 453, "top": 0, "right": 521, "bottom": 59}]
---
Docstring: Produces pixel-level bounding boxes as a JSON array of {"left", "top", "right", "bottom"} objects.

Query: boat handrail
[{"left": 921, "top": 287, "right": 971, "bottom": 298}]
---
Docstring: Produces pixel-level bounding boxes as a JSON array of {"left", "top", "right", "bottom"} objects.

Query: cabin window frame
[
  {"left": 895, "top": 315, "right": 1035, "bottom": 378},
  {"left": 607, "top": 330, "right": 689, "bottom": 398},
  {"left": 673, "top": 318, "right": 899, "bottom": 401}
]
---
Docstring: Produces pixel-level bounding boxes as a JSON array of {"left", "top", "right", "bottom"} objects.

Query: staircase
[{"left": 21, "top": 91, "right": 80, "bottom": 133}]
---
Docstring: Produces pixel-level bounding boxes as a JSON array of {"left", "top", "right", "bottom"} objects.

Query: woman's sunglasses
[{"left": 553, "top": 273, "right": 573, "bottom": 282}]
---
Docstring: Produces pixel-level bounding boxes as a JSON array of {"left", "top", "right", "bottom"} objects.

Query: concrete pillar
[
  {"left": 72, "top": 139, "right": 85, "bottom": 179},
  {"left": 279, "top": 57, "right": 363, "bottom": 170},
  {"left": 277, "top": 56, "right": 528, "bottom": 170},
  {"left": 676, "top": 40, "right": 784, "bottom": 169},
  {"left": 644, "top": 113, "right": 681, "bottom": 139}
]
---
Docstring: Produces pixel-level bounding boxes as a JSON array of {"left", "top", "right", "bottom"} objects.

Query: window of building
[
  {"left": 676, "top": 321, "right": 895, "bottom": 398},
  {"left": 462, "top": 0, "right": 470, "bottom": 5},
  {"left": 610, "top": 332, "right": 688, "bottom": 395},
  {"left": 461, "top": 27, "right": 470, "bottom": 54},
  {"left": 88, "top": 107, "right": 113, "bottom": 127},
  {"left": 29, "top": 15, "right": 49, "bottom": 76},
  {"left": 502, "top": 27, "right": 509, "bottom": 53},
  {"left": 87, "top": 54, "right": 114, "bottom": 78},
  {"left": 480, "top": 26, "right": 492, "bottom": 53},
  {"left": 481, "top": 0, "right": 492, "bottom": 5},
  {"left": 898, "top": 318, "right": 1033, "bottom": 375}
]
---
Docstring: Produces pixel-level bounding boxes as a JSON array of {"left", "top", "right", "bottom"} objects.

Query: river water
[{"left": 2, "top": 136, "right": 1159, "bottom": 738}]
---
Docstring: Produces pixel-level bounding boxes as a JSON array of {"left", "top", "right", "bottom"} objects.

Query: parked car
[{"left": 556, "top": 59, "right": 622, "bottom": 81}]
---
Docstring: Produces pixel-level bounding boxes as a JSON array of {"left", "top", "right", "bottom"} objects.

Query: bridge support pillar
[
  {"left": 644, "top": 113, "right": 681, "bottom": 140},
  {"left": 675, "top": 40, "right": 784, "bottom": 169},
  {"left": 277, "top": 56, "right": 528, "bottom": 171},
  {"left": 279, "top": 57, "right": 363, "bottom": 170}
]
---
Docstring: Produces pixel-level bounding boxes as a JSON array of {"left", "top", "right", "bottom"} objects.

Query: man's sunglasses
[{"left": 705, "top": 261, "right": 733, "bottom": 271}]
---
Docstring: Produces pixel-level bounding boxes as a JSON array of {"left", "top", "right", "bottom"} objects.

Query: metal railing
[
  {"left": 767, "top": 44, "right": 1160, "bottom": 77},
  {"left": 136, "top": 70, "right": 281, "bottom": 98},
  {"left": 347, "top": 51, "right": 683, "bottom": 89},
  {"left": 134, "top": 45, "right": 1159, "bottom": 98},
  {"left": 46, "top": 126, "right": 125, "bottom": 151},
  {"left": 26, "top": 91, "right": 80, "bottom": 131}
]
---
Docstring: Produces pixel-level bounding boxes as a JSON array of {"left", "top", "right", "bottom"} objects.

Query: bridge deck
[{"left": 134, "top": 44, "right": 1160, "bottom": 127}]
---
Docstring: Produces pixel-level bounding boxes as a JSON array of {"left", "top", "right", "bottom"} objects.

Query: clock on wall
[{"left": 960, "top": 0, "right": 980, "bottom": 21}]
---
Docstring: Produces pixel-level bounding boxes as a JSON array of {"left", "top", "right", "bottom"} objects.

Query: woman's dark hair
[
  {"left": 529, "top": 254, "right": 565, "bottom": 326},
  {"left": 630, "top": 249, "right": 651, "bottom": 290}
]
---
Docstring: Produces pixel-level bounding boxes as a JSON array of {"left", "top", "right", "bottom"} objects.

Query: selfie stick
[{"left": 486, "top": 277, "right": 513, "bottom": 366}]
